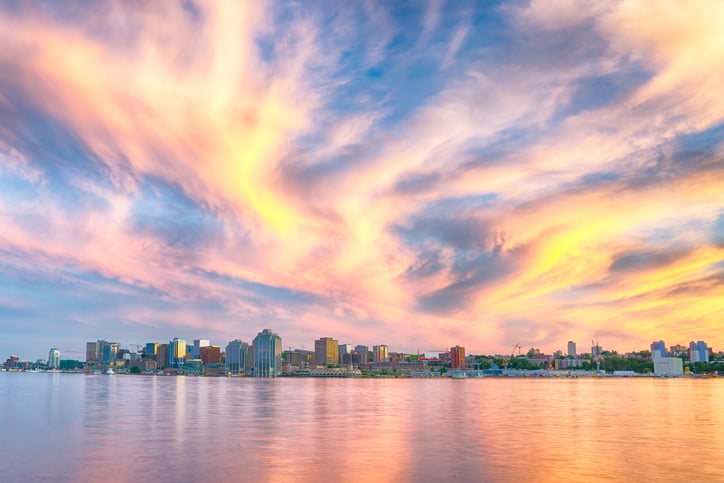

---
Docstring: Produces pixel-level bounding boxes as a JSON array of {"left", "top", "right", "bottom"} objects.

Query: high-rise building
[
  {"left": 315, "top": 337, "right": 339, "bottom": 366},
  {"left": 86, "top": 342, "right": 98, "bottom": 365},
  {"left": 225, "top": 340, "right": 253, "bottom": 375},
  {"left": 144, "top": 343, "right": 159, "bottom": 359},
  {"left": 193, "top": 339, "right": 210, "bottom": 359},
  {"left": 650, "top": 340, "right": 667, "bottom": 359},
  {"left": 450, "top": 345, "right": 466, "bottom": 369},
  {"left": 567, "top": 341, "right": 577, "bottom": 357},
  {"left": 200, "top": 345, "right": 221, "bottom": 364},
  {"left": 373, "top": 345, "right": 389, "bottom": 362},
  {"left": 354, "top": 345, "right": 369, "bottom": 363},
  {"left": 169, "top": 338, "right": 187, "bottom": 368},
  {"left": 253, "top": 329, "right": 282, "bottom": 377},
  {"left": 101, "top": 341, "right": 119, "bottom": 365},
  {"left": 689, "top": 341, "right": 709, "bottom": 363},
  {"left": 156, "top": 344, "right": 169, "bottom": 369},
  {"left": 48, "top": 348, "right": 60, "bottom": 369},
  {"left": 338, "top": 344, "right": 353, "bottom": 364}
]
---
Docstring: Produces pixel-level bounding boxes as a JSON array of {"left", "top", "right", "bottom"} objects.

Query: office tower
[
  {"left": 338, "top": 344, "right": 353, "bottom": 364},
  {"left": 689, "top": 341, "right": 709, "bottom": 363},
  {"left": 354, "top": 345, "right": 369, "bottom": 363},
  {"left": 101, "top": 341, "right": 119, "bottom": 365},
  {"left": 253, "top": 329, "right": 282, "bottom": 377},
  {"left": 650, "top": 340, "right": 667, "bottom": 359},
  {"left": 373, "top": 344, "right": 389, "bottom": 362},
  {"left": 48, "top": 348, "right": 60, "bottom": 369},
  {"left": 450, "top": 345, "right": 466, "bottom": 369},
  {"left": 156, "top": 344, "right": 169, "bottom": 369},
  {"left": 567, "top": 341, "right": 577, "bottom": 357},
  {"left": 86, "top": 342, "right": 98, "bottom": 364},
  {"left": 193, "top": 339, "right": 210, "bottom": 359},
  {"left": 200, "top": 345, "right": 221, "bottom": 364},
  {"left": 226, "top": 340, "right": 252, "bottom": 374},
  {"left": 315, "top": 337, "right": 339, "bottom": 366},
  {"left": 144, "top": 343, "right": 159, "bottom": 359},
  {"left": 169, "top": 338, "right": 187, "bottom": 368}
]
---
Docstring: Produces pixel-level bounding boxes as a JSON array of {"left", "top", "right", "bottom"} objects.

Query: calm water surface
[{"left": 1, "top": 373, "right": 722, "bottom": 482}]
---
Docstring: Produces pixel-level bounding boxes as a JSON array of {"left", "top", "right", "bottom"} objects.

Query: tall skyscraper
[
  {"left": 373, "top": 344, "right": 389, "bottom": 362},
  {"left": 101, "top": 341, "right": 119, "bottom": 365},
  {"left": 354, "top": 345, "right": 369, "bottom": 363},
  {"left": 86, "top": 342, "right": 98, "bottom": 365},
  {"left": 567, "top": 341, "right": 577, "bottom": 357},
  {"left": 253, "top": 329, "right": 282, "bottom": 377},
  {"left": 338, "top": 344, "right": 353, "bottom": 364},
  {"left": 689, "top": 341, "right": 709, "bottom": 363},
  {"left": 144, "top": 343, "right": 159, "bottom": 359},
  {"left": 450, "top": 346, "right": 466, "bottom": 368},
  {"left": 225, "top": 339, "right": 252, "bottom": 375},
  {"left": 156, "top": 344, "right": 169, "bottom": 369},
  {"left": 193, "top": 339, "right": 210, "bottom": 359},
  {"left": 48, "top": 348, "right": 60, "bottom": 369},
  {"left": 169, "top": 338, "right": 187, "bottom": 368},
  {"left": 315, "top": 337, "right": 339, "bottom": 366},
  {"left": 650, "top": 340, "right": 667, "bottom": 359}
]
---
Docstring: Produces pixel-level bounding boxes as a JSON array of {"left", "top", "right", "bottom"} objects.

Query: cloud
[{"left": 0, "top": 0, "right": 722, "bottom": 357}]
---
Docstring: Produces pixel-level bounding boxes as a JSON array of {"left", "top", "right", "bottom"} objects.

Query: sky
[{"left": 1, "top": 0, "right": 723, "bottom": 360}]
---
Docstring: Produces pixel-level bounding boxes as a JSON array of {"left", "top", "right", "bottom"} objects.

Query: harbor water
[{"left": 1, "top": 373, "right": 722, "bottom": 482}]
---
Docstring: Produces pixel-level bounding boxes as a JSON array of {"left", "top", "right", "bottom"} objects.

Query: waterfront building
[
  {"left": 101, "top": 341, "right": 119, "bottom": 365},
  {"left": 567, "top": 341, "right": 577, "bottom": 357},
  {"left": 315, "top": 337, "right": 339, "bottom": 366},
  {"left": 654, "top": 357, "right": 684, "bottom": 376},
  {"left": 373, "top": 345, "right": 389, "bottom": 362},
  {"left": 450, "top": 346, "right": 466, "bottom": 369},
  {"left": 85, "top": 342, "right": 98, "bottom": 365},
  {"left": 156, "top": 344, "right": 169, "bottom": 369},
  {"left": 169, "top": 338, "right": 187, "bottom": 368},
  {"left": 253, "top": 329, "right": 282, "bottom": 377},
  {"left": 354, "top": 345, "right": 369, "bottom": 363},
  {"left": 48, "top": 348, "right": 60, "bottom": 369},
  {"left": 200, "top": 345, "right": 221, "bottom": 364},
  {"left": 689, "top": 341, "right": 709, "bottom": 363},
  {"left": 226, "top": 340, "right": 253, "bottom": 375},
  {"left": 193, "top": 339, "right": 210, "bottom": 359},
  {"left": 144, "top": 343, "right": 159, "bottom": 359},
  {"left": 284, "top": 349, "right": 314, "bottom": 367},
  {"left": 650, "top": 340, "right": 667, "bottom": 359},
  {"left": 338, "top": 344, "right": 353, "bottom": 364}
]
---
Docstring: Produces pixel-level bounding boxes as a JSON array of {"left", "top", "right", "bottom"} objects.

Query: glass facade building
[{"left": 253, "top": 329, "right": 282, "bottom": 377}]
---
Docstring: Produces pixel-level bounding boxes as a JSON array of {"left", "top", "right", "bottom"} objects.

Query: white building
[
  {"left": 48, "top": 348, "right": 60, "bottom": 369},
  {"left": 567, "top": 341, "right": 577, "bottom": 357},
  {"left": 654, "top": 357, "right": 684, "bottom": 376}
]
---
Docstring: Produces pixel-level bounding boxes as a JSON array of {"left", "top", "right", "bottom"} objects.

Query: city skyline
[{"left": 1, "top": 1, "right": 723, "bottom": 359}]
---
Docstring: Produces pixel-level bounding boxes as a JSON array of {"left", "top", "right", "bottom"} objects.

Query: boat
[{"left": 104, "top": 368, "right": 114, "bottom": 375}]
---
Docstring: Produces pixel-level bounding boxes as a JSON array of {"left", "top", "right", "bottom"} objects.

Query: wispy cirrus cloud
[{"left": 0, "top": 0, "right": 722, "bottom": 358}]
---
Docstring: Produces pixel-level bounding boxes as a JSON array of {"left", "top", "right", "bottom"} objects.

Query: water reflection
[{"left": 1, "top": 374, "right": 723, "bottom": 482}]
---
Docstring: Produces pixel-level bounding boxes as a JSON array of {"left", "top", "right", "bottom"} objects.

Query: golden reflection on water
[{"left": 1, "top": 374, "right": 723, "bottom": 482}]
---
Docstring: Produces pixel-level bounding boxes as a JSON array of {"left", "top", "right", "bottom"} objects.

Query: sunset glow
[{"left": 1, "top": 0, "right": 722, "bottom": 357}]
